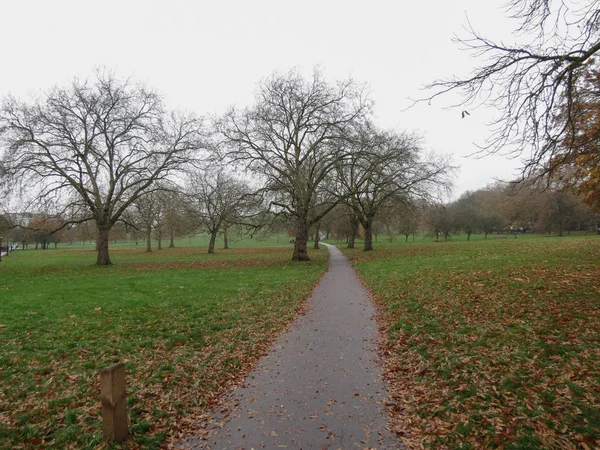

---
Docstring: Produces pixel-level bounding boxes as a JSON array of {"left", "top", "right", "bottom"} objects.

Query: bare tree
[
  {"left": 0, "top": 70, "right": 204, "bottom": 264},
  {"left": 535, "top": 188, "right": 589, "bottom": 235},
  {"left": 131, "top": 190, "right": 166, "bottom": 252},
  {"left": 421, "top": 0, "right": 600, "bottom": 178},
  {"left": 344, "top": 206, "right": 362, "bottom": 249},
  {"left": 506, "top": 168, "right": 593, "bottom": 235},
  {"left": 160, "top": 190, "right": 192, "bottom": 248},
  {"left": 186, "top": 169, "right": 259, "bottom": 254},
  {"left": 474, "top": 187, "right": 506, "bottom": 238},
  {"left": 339, "top": 126, "right": 452, "bottom": 251},
  {"left": 217, "top": 68, "right": 371, "bottom": 261},
  {"left": 395, "top": 202, "right": 422, "bottom": 242},
  {"left": 451, "top": 191, "right": 481, "bottom": 240},
  {"left": 425, "top": 203, "right": 455, "bottom": 241}
]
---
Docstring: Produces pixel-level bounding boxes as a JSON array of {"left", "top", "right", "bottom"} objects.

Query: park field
[
  {"left": 343, "top": 235, "right": 600, "bottom": 449},
  {"left": 2, "top": 234, "right": 599, "bottom": 449},
  {"left": 0, "top": 243, "right": 328, "bottom": 449}
]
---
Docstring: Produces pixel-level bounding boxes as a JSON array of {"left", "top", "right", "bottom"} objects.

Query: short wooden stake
[{"left": 101, "top": 362, "right": 128, "bottom": 442}]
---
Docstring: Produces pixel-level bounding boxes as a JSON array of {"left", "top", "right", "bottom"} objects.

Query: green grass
[
  {"left": 342, "top": 235, "right": 600, "bottom": 449},
  {"left": 0, "top": 244, "right": 328, "bottom": 449},
  {"left": 46, "top": 232, "right": 293, "bottom": 252}
]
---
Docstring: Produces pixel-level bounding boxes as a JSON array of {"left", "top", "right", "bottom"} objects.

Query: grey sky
[{"left": 1, "top": 0, "right": 523, "bottom": 199}]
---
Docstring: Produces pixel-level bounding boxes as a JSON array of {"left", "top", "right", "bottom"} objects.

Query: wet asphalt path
[{"left": 184, "top": 243, "right": 402, "bottom": 449}]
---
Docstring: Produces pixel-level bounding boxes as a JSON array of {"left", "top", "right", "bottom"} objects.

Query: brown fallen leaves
[
  {"left": 347, "top": 237, "right": 600, "bottom": 449},
  {"left": 0, "top": 246, "right": 329, "bottom": 449}
]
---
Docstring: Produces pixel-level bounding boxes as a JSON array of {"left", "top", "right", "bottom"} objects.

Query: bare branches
[
  {"left": 337, "top": 125, "right": 454, "bottom": 250},
  {"left": 419, "top": 0, "right": 600, "bottom": 178},
  {"left": 216, "top": 68, "right": 373, "bottom": 260},
  {"left": 0, "top": 70, "right": 205, "bottom": 264},
  {"left": 184, "top": 168, "right": 262, "bottom": 253}
]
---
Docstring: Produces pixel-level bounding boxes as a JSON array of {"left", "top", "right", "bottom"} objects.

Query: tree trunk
[
  {"left": 96, "top": 225, "right": 112, "bottom": 265},
  {"left": 347, "top": 218, "right": 359, "bottom": 249},
  {"left": 405, "top": 233, "right": 409, "bottom": 242},
  {"left": 223, "top": 226, "right": 229, "bottom": 249},
  {"left": 347, "top": 233, "right": 355, "bottom": 249},
  {"left": 292, "top": 216, "right": 310, "bottom": 261},
  {"left": 157, "top": 230, "right": 162, "bottom": 250},
  {"left": 467, "top": 232, "right": 471, "bottom": 241},
  {"left": 208, "top": 230, "right": 218, "bottom": 254},
  {"left": 169, "top": 230, "right": 175, "bottom": 248},
  {"left": 363, "top": 219, "right": 373, "bottom": 251},
  {"left": 145, "top": 226, "right": 152, "bottom": 252},
  {"left": 313, "top": 221, "right": 321, "bottom": 249}
]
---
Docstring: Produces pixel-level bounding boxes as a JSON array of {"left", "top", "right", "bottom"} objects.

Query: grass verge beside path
[
  {"left": 0, "top": 246, "right": 328, "bottom": 449},
  {"left": 343, "top": 236, "right": 600, "bottom": 449}
]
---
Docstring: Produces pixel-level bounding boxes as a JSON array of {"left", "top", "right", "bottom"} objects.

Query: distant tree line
[
  {"left": 2, "top": 61, "right": 599, "bottom": 263},
  {"left": 1, "top": 163, "right": 597, "bottom": 255},
  {"left": 0, "top": 68, "right": 453, "bottom": 263},
  {"left": 422, "top": 0, "right": 600, "bottom": 214},
  {"left": 425, "top": 173, "right": 598, "bottom": 241}
]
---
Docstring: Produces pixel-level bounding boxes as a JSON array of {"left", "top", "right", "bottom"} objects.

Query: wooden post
[{"left": 101, "top": 362, "right": 128, "bottom": 442}]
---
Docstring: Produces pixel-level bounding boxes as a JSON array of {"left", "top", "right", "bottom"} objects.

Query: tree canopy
[
  {"left": 422, "top": 0, "right": 600, "bottom": 180},
  {"left": 338, "top": 125, "right": 451, "bottom": 250},
  {"left": 557, "top": 61, "right": 600, "bottom": 210},
  {"left": 217, "top": 68, "right": 372, "bottom": 260},
  {"left": 0, "top": 70, "right": 204, "bottom": 264}
]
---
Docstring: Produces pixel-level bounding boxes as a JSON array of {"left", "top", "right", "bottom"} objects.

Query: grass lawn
[
  {"left": 57, "top": 232, "right": 293, "bottom": 252},
  {"left": 0, "top": 244, "right": 328, "bottom": 449},
  {"left": 343, "top": 235, "right": 600, "bottom": 449}
]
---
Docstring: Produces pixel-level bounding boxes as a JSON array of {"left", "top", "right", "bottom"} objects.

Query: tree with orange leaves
[{"left": 558, "top": 62, "right": 600, "bottom": 211}]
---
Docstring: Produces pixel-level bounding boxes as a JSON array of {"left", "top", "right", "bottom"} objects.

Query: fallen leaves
[
  {"left": 0, "top": 246, "right": 329, "bottom": 449},
  {"left": 347, "top": 237, "right": 600, "bottom": 449}
]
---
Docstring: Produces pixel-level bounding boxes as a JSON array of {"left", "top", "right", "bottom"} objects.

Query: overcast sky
[{"left": 0, "top": 0, "right": 524, "bottom": 199}]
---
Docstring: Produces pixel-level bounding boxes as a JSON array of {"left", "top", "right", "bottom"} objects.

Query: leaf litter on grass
[
  {"left": 344, "top": 237, "right": 600, "bottom": 449},
  {"left": 0, "top": 247, "right": 328, "bottom": 449}
]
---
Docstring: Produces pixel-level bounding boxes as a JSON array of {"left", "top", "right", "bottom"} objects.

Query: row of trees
[
  {"left": 314, "top": 171, "right": 598, "bottom": 245},
  {"left": 3, "top": 163, "right": 596, "bottom": 255},
  {"left": 429, "top": 179, "right": 598, "bottom": 241},
  {"left": 0, "top": 69, "right": 452, "bottom": 264},
  {"left": 4, "top": 0, "right": 600, "bottom": 266}
]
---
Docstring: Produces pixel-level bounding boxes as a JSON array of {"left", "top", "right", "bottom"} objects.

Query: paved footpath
[{"left": 182, "top": 243, "right": 403, "bottom": 449}]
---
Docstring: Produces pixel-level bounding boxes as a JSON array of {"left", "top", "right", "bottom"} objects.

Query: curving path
[{"left": 181, "top": 243, "right": 403, "bottom": 449}]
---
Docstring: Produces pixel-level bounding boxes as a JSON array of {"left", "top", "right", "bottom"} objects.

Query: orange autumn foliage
[{"left": 560, "top": 62, "right": 600, "bottom": 211}]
